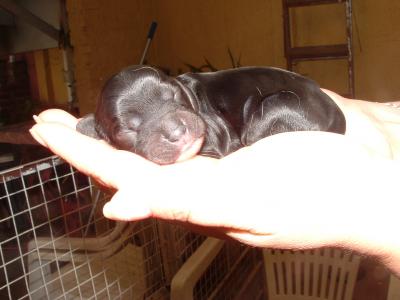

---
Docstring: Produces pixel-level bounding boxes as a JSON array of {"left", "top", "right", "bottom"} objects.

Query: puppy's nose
[{"left": 164, "top": 124, "right": 187, "bottom": 142}]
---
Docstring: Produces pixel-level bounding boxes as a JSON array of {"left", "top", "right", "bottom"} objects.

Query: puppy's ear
[{"left": 76, "top": 114, "right": 101, "bottom": 139}]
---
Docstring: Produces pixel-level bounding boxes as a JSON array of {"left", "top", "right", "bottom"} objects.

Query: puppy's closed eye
[
  {"left": 113, "top": 127, "right": 138, "bottom": 150},
  {"left": 127, "top": 115, "right": 142, "bottom": 130}
]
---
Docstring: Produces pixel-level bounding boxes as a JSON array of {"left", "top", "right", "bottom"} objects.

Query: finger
[
  {"left": 36, "top": 109, "right": 79, "bottom": 128},
  {"left": 103, "top": 189, "right": 152, "bottom": 221},
  {"left": 105, "top": 131, "right": 368, "bottom": 228},
  {"left": 321, "top": 88, "right": 346, "bottom": 100},
  {"left": 33, "top": 115, "right": 42, "bottom": 124},
  {"left": 102, "top": 156, "right": 224, "bottom": 225},
  {"left": 30, "top": 122, "right": 143, "bottom": 188},
  {"left": 384, "top": 101, "right": 400, "bottom": 107}
]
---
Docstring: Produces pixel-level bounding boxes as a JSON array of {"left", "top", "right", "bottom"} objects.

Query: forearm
[
  {"left": 31, "top": 107, "right": 400, "bottom": 275},
  {"left": 336, "top": 160, "right": 400, "bottom": 276},
  {"left": 218, "top": 138, "right": 400, "bottom": 276}
]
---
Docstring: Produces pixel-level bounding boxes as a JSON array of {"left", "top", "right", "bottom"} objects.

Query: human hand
[
  {"left": 322, "top": 89, "right": 400, "bottom": 159},
  {"left": 29, "top": 90, "right": 400, "bottom": 253}
]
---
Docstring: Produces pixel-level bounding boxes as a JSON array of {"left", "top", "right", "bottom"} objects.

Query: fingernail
[
  {"left": 29, "top": 127, "right": 47, "bottom": 147},
  {"left": 33, "top": 115, "right": 42, "bottom": 124}
]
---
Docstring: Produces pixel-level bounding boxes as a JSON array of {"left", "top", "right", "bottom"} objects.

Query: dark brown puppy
[{"left": 77, "top": 65, "right": 346, "bottom": 165}]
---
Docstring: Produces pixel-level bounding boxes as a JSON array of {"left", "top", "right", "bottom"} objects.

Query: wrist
[{"left": 337, "top": 160, "right": 400, "bottom": 275}]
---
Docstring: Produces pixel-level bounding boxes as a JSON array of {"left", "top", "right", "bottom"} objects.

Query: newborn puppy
[{"left": 77, "top": 65, "right": 346, "bottom": 165}]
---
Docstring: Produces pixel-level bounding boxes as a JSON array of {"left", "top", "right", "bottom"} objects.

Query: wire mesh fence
[
  {"left": 0, "top": 156, "right": 169, "bottom": 299},
  {"left": 0, "top": 155, "right": 264, "bottom": 300},
  {"left": 193, "top": 242, "right": 265, "bottom": 300}
]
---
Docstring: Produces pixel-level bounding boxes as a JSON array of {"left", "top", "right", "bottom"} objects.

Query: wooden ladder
[{"left": 282, "top": 0, "right": 354, "bottom": 97}]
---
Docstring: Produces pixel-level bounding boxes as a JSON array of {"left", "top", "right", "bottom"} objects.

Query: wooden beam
[
  {"left": 285, "top": 0, "right": 344, "bottom": 7},
  {"left": 0, "top": 0, "right": 60, "bottom": 41},
  {"left": 288, "top": 44, "right": 349, "bottom": 60},
  {"left": 0, "top": 122, "right": 39, "bottom": 145}
]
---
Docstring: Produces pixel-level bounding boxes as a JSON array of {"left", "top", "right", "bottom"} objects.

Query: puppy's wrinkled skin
[{"left": 77, "top": 66, "right": 346, "bottom": 164}]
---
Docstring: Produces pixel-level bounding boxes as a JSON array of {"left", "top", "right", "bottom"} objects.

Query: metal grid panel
[
  {"left": 157, "top": 220, "right": 206, "bottom": 284},
  {"left": 0, "top": 156, "right": 166, "bottom": 300},
  {"left": 193, "top": 242, "right": 265, "bottom": 300},
  {"left": 0, "top": 155, "right": 265, "bottom": 299}
]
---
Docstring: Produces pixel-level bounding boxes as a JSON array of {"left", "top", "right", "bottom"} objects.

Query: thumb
[{"left": 103, "top": 189, "right": 152, "bottom": 221}]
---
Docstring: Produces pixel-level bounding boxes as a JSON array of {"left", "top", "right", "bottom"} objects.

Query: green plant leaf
[{"left": 203, "top": 58, "right": 218, "bottom": 72}]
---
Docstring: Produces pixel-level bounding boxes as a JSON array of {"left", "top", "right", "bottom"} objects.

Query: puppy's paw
[{"left": 76, "top": 114, "right": 101, "bottom": 139}]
